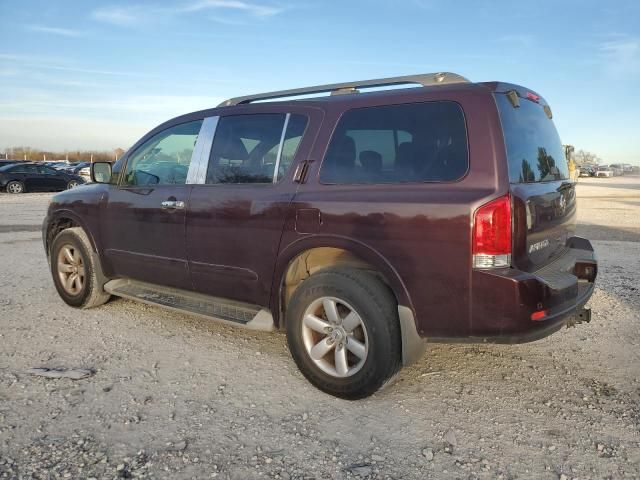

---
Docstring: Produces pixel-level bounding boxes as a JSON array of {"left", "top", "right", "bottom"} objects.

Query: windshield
[{"left": 495, "top": 93, "right": 569, "bottom": 183}]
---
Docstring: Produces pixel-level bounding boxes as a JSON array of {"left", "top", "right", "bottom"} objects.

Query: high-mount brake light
[
  {"left": 526, "top": 92, "right": 540, "bottom": 102},
  {"left": 472, "top": 194, "right": 512, "bottom": 269}
]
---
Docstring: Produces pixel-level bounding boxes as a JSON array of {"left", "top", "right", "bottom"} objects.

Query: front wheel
[
  {"left": 6, "top": 181, "right": 24, "bottom": 194},
  {"left": 286, "top": 267, "right": 401, "bottom": 399},
  {"left": 67, "top": 180, "right": 80, "bottom": 189},
  {"left": 50, "top": 227, "right": 111, "bottom": 309}
]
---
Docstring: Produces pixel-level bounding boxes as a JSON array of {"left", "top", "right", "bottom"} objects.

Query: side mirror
[{"left": 91, "top": 162, "right": 112, "bottom": 184}]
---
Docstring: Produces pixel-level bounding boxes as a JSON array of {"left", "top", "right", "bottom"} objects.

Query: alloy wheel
[
  {"left": 57, "top": 244, "right": 85, "bottom": 295},
  {"left": 7, "top": 182, "right": 23, "bottom": 194},
  {"left": 301, "top": 296, "right": 369, "bottom": 378}
]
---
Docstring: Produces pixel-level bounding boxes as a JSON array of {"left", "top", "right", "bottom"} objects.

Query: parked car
[
  {"left": 579, "top": 165, "right": 595, "bottom": 177},
  {"left": 595, "top": 165, "right": 614, "bottom": 177},
  {"left": 42, "top": 72, "right": 597, "bottom": 398},
  {"left": 1, "top": 162, "right": 84, "bottom": 193},
  {"left": 66, "top": 162, "right": 91, "bottom": 175},
  {"left": 609, "top": 163, "right": 625, "bottom": 176},
  {"left": 78, "top": 165, "right": 91, "bottom": 182},
  {"left": 45, "top": 161, "right": 70, "bottom": 170}
]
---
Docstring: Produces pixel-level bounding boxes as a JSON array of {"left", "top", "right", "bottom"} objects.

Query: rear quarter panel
[{"left": 279, "top": 86, "right": 510, "bottom": 337}]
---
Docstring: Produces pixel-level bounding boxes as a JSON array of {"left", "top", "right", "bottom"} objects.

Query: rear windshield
[{"left": 495, "top": 93, "right": 569, "bottom": 183}]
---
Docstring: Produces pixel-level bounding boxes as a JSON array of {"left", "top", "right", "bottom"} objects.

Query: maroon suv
[{"left": 43, "top": 72, "right": 597, "bottom": 398}]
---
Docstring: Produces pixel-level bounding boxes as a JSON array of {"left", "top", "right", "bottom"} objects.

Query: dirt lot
[{"left": 1, "top": 177, "right": 639, "bottom": 480}]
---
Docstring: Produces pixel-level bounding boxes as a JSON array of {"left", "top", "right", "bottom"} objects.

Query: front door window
[{"left": 122, "top": 120, "right": 203, "bottom": 186}]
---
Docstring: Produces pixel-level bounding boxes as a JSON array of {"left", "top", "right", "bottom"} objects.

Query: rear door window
[
  {"left": 206, "top": 113, "right": 308, "bottom": 184},
  {"left": 320, "top": 101, "right": 468, "bottom": 184},
  {"left": 495, "top": 93, "right": 569, "bottom": 183},
  {"left": 12, "top": 164, "right": 38, "bottom": 174}
]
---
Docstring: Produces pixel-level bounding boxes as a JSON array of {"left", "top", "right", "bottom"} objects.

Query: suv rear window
[
  {"left": 320, "top": 101, "right": 468, "bottom": 184},
  {"left": 495, "top": 93, "right": 569, "bottom": 183}
]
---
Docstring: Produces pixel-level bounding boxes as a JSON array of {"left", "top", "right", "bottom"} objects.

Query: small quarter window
[
  {"left": 123, "top": 120, "right": 203, "bottom": 186},
  {"left": 320, "top": 102, "right": 468, "bottom": 184}
]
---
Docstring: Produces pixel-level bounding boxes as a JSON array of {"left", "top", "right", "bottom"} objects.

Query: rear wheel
[
  {"left": 6, "top": 181, "right": 24, "bottom": 194},
  {"left": 286, "top": 267, "right": 401, "bottom": 399},
  {"left": 50, "top": 227, "right": 110, "bottom": 308}
]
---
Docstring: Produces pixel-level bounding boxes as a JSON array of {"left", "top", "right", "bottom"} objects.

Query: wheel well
[
  {"left": 280, "top": 247, "right": 397, "bottom": 326},
  {"left": 45, "top": 218, "right": 79, "bottom": 256}
]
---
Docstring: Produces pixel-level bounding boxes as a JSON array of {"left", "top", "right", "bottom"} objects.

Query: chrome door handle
[{"left": 161, "top": 200, "right": 185, "bottom": 210}]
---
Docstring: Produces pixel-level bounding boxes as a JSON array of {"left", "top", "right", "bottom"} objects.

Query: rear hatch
[{"left": 494, "top": 90, "right": 576, "bottom": 273}]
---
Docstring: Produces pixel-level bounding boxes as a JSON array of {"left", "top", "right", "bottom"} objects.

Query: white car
[
  {"left": 79, "top": 166, "right": 91, "bottom": 182},
  {"left": 595, "top": 166, "right": 613, "bottom": 177}
]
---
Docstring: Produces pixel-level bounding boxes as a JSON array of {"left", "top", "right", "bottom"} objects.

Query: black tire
[
  {"left": 6, "top": 181, "right": 24, "bottom": 194},
  {"left": 50, "top": 227, "right": 111, "bottom": 309},
  {"left": 286, "top": 267, "right": 401, "bottom": 399}
]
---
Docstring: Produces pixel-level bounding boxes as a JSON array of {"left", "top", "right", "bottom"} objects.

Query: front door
[
  {"left": 100, "top": 119, "right": 204, "bottom": 290},
  {"left": 186, "top": 106, "right": 321, "bottom": 307}
]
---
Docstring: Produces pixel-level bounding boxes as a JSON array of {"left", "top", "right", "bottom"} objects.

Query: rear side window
[
  {"left": 495, "top": 93, "right": 569, "bottom": 183},
  {"left": 206, "top": 113, "right": 308, "bottom": 184},
  {"left": 320, "top": 101, "right": 468, "bottom": 184},
  {"left": 11, "top": 164, "right": 37, "bottom": 174}
]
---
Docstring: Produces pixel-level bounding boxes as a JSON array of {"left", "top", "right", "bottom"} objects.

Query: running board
[{"left": 103, "top": 279, "right": 274, "bottom": 331}]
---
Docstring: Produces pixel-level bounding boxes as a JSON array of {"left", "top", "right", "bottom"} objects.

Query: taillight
[{"left": 472, "top": 194, "right": 512, "bottom": 268}]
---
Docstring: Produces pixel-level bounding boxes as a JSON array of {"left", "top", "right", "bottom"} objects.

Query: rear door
[
  {"left": 18, "top": 164, "right": 41, "bottom": 191},
  {"left": 37, "top": 165, "right": 68, "bottom": 190},
  {"left": 186, "top": 106, "right": 321, "bottom": 307},
  {"left": 494, "top": 91, "right": 576, "bottom": 272}
]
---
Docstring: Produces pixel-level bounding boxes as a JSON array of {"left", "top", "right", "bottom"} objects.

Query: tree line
[
  {"left": 572, "top": 149, "right": 602, "bottom": 166},
  {"left": 3, "top": 147, "right": 126, "bottom": 163}
]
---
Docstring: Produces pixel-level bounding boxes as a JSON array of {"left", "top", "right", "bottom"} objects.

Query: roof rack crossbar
[{"left": 217, "top": 72, "right": 470, "bottom": 107}]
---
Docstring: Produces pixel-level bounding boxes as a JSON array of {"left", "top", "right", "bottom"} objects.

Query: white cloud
[
  {"left": 0, "top": 52, "right": 140, "bottom": 77},
  {"left": 30, "top": 64, "right": 141, "bottom": 77},
  {"left": 27, "top": 25, "right": 83, "bottom": 37},
  {"left": 91, "top": 6, "right": 143, "bottom": 26},
  {"left": 598, "top": 37, "right": 640, "bottom": 75},
  {"left": 91, "top": 1, "right": 282, "bottom": 27},
  {"left": 182, "top": 0, "right": 282, "bottom": 16}
]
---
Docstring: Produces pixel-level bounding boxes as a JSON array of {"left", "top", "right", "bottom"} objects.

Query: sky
[{"left": 0, "top": 0, "right": 639, "bottom": 164}]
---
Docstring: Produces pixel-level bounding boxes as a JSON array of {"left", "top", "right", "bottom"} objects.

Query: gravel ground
[{"left": 0, "top": 178, "right": 639, "bottom": 480}]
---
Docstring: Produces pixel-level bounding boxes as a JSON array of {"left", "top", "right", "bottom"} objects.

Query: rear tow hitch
[{"left": 567, "top": 307, "right": 592, "bottom": 328}]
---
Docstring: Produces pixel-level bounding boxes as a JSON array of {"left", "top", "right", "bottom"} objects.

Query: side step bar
[{"left": 103, "top": 279, "right": 275, "bottom": 332}]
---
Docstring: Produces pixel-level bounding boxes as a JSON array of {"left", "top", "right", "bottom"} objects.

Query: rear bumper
[{"left": 444, "top": 236, "right": 597, "bottom": 344}]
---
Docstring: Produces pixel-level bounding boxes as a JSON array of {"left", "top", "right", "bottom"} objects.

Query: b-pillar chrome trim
[
  {"left": 272, "top": 113, "right": 290, "bottom": 183},
  {"left": 397, "top": 305, "right": 427, "bottom": 366},
  {"left": 186, "top": 116, "right": 219, "bottom": 185}
]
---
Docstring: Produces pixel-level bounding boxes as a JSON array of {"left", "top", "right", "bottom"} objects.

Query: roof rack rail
[{"left": 217, "top": 72, "right": 470, "bottom": 107}]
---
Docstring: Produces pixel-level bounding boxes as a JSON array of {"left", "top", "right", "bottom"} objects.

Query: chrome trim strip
[
  {"left": 272, "top": 113, "right": 290, "bottom": 183},
  {"left": 186, "top": 116, "right": 219, "bottom": 185}
]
